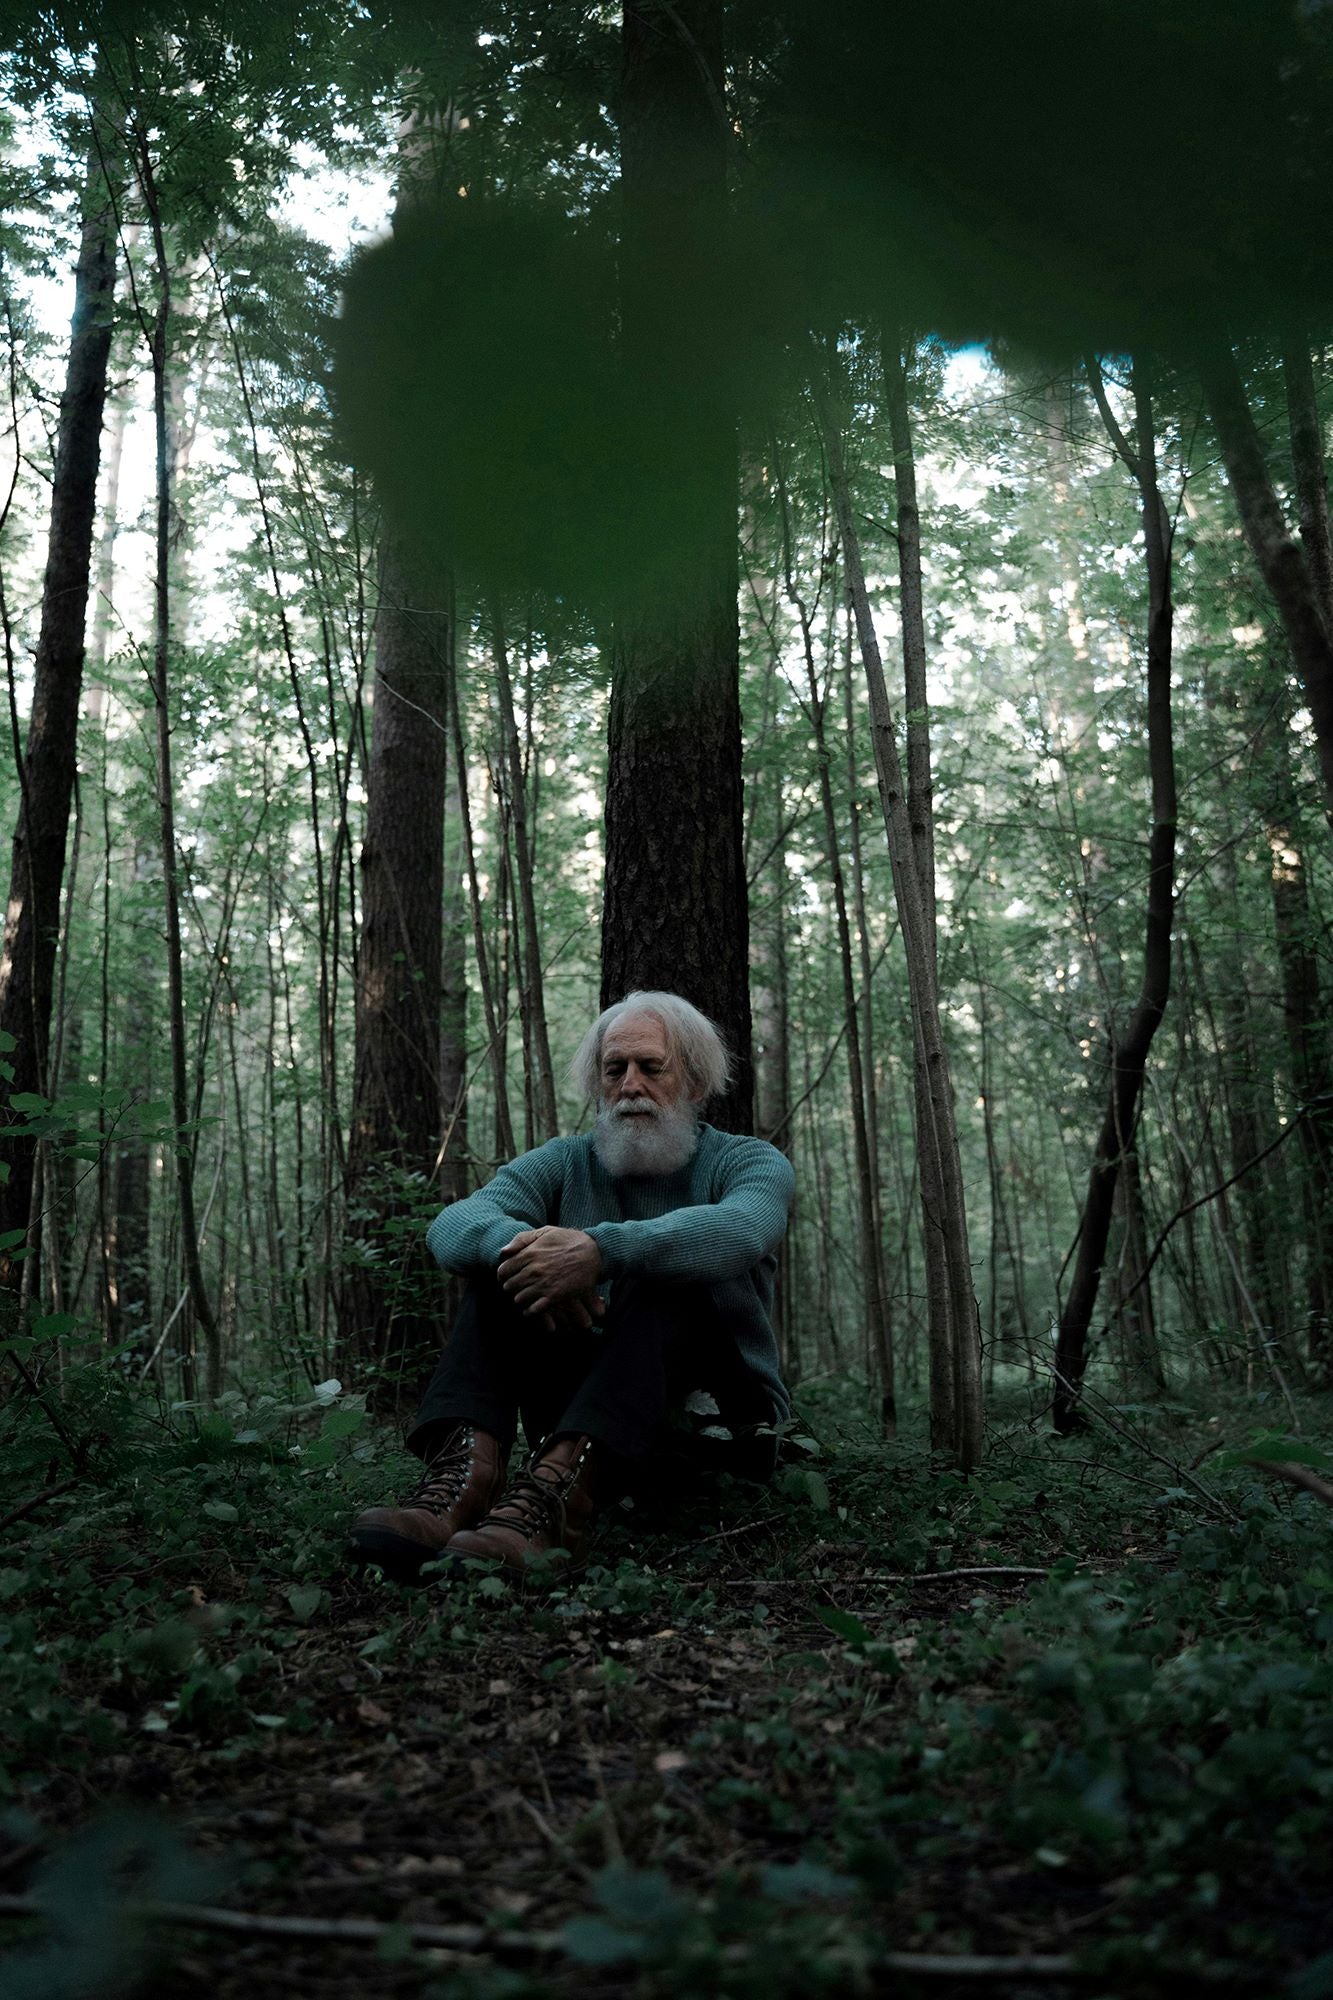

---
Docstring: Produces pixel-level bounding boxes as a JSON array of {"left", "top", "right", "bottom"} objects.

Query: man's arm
[
  {"left": 586, "top": 1139, "right": 794, "bottom": 1284},
  {"left": 425, "top": 1139, "right": 569, "bottom": 1274}
]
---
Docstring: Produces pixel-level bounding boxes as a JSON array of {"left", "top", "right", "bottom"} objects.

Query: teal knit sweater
[{"left": 425, "top": 1124, "right": 795, "bottom": 1420}]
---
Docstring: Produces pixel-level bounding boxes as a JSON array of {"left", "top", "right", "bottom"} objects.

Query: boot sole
[{"left": 346, "top": 1526, "right": 442, "bottom": 1586}]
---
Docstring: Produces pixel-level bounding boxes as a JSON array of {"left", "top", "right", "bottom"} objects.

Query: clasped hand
[{"left": 498, "top": 1226, "right": 604, "bottom": 1333}]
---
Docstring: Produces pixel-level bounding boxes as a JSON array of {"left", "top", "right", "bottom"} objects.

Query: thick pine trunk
[
  {"left": 602, "top": 0, "right": 752, "bottom": 1130},
  {"left": 0, "top": 130, "right": 117, "bottom": 1282},
  {"left": 342, "top": 541, "right": 449, "bottom": 1375},
  {"left": 1053, "top": 362, "right": 1177, "bottom": 1429}
]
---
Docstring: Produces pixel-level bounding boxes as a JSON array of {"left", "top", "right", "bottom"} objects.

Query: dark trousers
[{"left": 408, "top": 1273, "right": 779, "bottom": 1486}]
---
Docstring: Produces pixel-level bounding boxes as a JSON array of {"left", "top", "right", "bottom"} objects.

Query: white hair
[{"left": 570, "top": 990, "right": 734, "bottom": 1106}]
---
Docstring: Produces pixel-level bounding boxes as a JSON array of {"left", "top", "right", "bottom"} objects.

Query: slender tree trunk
[
  {"left": 774, "top": 456, "right": 894, "bottom": 1425},
  {"left": 602, "top": 0, "right": 752, "bottom": 1129},
  {"left": 883, "top": 335, "right": 956, "bottom": 1448},
  {"left": 0, "top": 123, "right": 117, "bottom": 1283},
  {"left": 1054, "top": 361, "right": 1177, "bottom": 1428},
  {"left": 490, "top": 603, "right": 556, "bottom": 1140},
  {"left": 842, "top": 610, "right": 891, "bottom": 1385},
  {"left": 440, "top": 664, "right": 469, "bottom": 1208},
  {"left": 1201, "top": 348, "right": 1333, "bottom": 815},
  {"left": 449, "top": 656, "right": 515, "bottom": 1162},
  {"left": 1260, "top": 716, "right": 1333, "bottom": 1378},
  {"left": 818, "top": 366, "right": 983, "bottom": 1469},
  {"left": 134, "top": 125, "right": 219, "bottom": 1387}
]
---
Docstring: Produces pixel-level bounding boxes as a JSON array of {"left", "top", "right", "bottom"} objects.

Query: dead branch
[
  {"left": 726, "top": 1565, "right": 1053, "bottom": 1591},
  {"left": 0, "top": 1476, "right": 77, "bottom": 1533},
  {"left": 1247, "top": 1459, "right": 1333, "bottom": 1508}
]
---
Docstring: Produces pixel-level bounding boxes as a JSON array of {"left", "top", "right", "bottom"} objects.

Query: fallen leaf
[
  {"left": 654, "top": 1750, "right": 689, "bottom": 1773},
  {"left": 357, "top": 1697, "right": 391, "bottom": 1725}
]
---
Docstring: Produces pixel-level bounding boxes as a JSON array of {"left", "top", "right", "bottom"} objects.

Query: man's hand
[{"left": 498, "top": 1226, "right": 603, "bottom": 1323}]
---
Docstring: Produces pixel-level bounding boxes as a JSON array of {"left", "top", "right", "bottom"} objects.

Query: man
[{"left": 349, "top": 990, "right": 794, "bottom": 1583}]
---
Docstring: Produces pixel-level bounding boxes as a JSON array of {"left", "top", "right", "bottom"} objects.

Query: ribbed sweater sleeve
[
  {"left": 586, "top": 1138, "right": 794, "bottom": 1283},
  {"left": 425, "top": 1138, "right": 569, "bottom": 1274}
]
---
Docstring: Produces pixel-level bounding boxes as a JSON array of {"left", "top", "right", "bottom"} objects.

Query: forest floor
[{"left": 0, "top": 1371, "right": 1331, "bottom": 2000}]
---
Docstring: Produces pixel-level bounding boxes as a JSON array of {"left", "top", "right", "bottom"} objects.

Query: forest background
[{"left": 2, "top": 4, "right": 1333, "bottom": 1997}]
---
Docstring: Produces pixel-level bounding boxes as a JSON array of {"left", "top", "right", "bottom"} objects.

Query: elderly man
[{"left": 349, "top": 990, "right": 794, "bottom": 1583}]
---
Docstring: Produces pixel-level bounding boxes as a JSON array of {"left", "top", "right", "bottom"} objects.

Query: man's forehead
[{"left": 601, "top": 1012, "right": 671, "bottom": 1061}]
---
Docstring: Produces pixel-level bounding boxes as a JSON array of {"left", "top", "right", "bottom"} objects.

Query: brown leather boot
[
  {"left": 444, "top": 1433, "right": 599, "bottom": 1578},
  {"left": 348, "top": 1425, "right": 507, "bottom": 1583}
]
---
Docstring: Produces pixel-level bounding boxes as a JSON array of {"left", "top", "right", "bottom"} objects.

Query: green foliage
[{"left": 1, "top": 1379, "right": 1330, "bottom": 1992}]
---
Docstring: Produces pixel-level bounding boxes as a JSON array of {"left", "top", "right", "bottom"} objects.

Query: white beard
[{"left": 593, "top": 1098, "right": 700, "bottom": 1179}]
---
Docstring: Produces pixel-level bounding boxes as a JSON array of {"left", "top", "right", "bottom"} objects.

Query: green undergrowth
[{"left": 0, "top": 1363, "right": 1331, "bottom": 1997}]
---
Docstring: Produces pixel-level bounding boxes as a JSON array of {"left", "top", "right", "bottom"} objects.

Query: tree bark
[
  {"left": 0, "top": 123, "right": 117, "bottom": 1283},
  {"left": 1201, "top": 347, "right": 1333, "bottom": 816},
  {"left": 1281, "top": 340, "right": 1333, "bottom": 634},
  {"left": 1053, "top": 360, "right": 1177, "bottom": 1429},
  {"left": 602, "top": 0, "right": 752, "bottom": 1130},
  {"left": 341, "top": 540, "right": 450, "bottom": 1375},
  {"left": 1253, "top": 690, "right": 1333, "bottom": 1379}
]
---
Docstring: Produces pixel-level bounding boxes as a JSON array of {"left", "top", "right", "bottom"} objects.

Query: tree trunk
[
  {"left": 0, "top": 124, "right": 117, "bottom": 1283},
  {"left": 449, "top": 655, "right": 515, "bottom": 1162},
  {"left": 1053, "top": 360, "right": 1177, "bottom": 1429},
  {"left": 817, "top": 366, "right": 983, "bottom": 1469},
  {"left": 1201, "top": 347, "right": 1333, "bottom": 816},
  {"left": 602, "top": 0, "right": 752, "bottom": 1130},
  {"left": 883, "top": 334, "right": 954, "bottom": 1448},
  {"left": 775, "top": 454, "right": 894, "bottom": 1427},
  {"left": 137, "top": 126, "right": 218, "bottom": 1393},
  {"left": 439, "top": 697, "right": 469, "bottom": 1209},
  {"left": 1281, "top": 340, "right": 1333, "bottom": 634},
  {"left": 490, "top": 603, "right": 557, "bottom": 1140},
  {"left": 341, "top": 540, "right": 449, "bottom": 1376},
  {"left": 1258, "top": 701, "right": 1333, "bottom": 1379}
]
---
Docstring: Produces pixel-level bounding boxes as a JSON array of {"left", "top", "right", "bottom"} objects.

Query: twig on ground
[
  {"left": 662, "top": 1512, "right": 781, "bottom": 1562},
  {"left": 0, "top": 1476, "right": 77, "bottom": 1533},
  {"left": 727, "top": 1565, "right": 1053, "bottom": 1591},
  {"left": 0, "top": 1893, "right": 1081, "bottom": 1977}
]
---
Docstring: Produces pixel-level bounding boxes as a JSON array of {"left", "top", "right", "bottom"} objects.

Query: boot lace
[
  {"left": 402, "top": 1427, "right": 477, "bottom": 1518},
  {"left": 479, "top": 1447, "right": 586, "bottom": 1539}
]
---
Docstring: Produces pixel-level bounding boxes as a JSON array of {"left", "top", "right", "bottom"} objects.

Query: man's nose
[{"left": 621, "top": 1065, "right": 646, "bottom": 1095}]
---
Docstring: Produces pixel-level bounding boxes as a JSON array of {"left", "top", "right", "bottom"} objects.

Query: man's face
[{"left": 599, "top": 1012, "right": 690, "bottom": 1114}]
